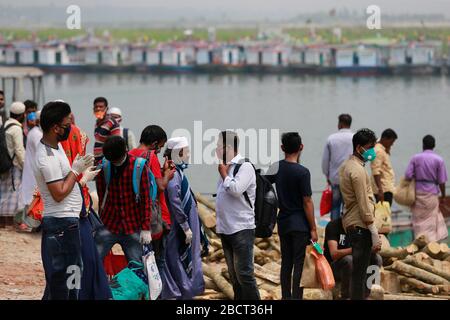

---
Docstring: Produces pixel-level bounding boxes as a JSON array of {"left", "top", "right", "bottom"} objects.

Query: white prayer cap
[
  {"left": 109, "top": 107, "right": 122, "bottom": 116},
  {"left": 167, "top": 136, "right": 189, "bottom": 150},
  {"left": 10, "top": 101, "right": 26, "bottom": 114},
  {"left": 54, "top": 99, "right": 66, "bottom": 103},
  {"left": 36, "top": 110, "right": 41, "bottom": 120}
]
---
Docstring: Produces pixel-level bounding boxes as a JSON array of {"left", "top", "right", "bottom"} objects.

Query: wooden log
[
  {"left": 202, "top": 264, "right": 234, "bottom": 299},
  {"left": 368, "top": 284, "right": 384, "bottom": 300},
  {"left": 254, "top": 238, "right": 264, "bottom": 245},
  {"left": 405, "top": 244, "right": 419, "bottom": 255},
  {"left": 268, "top": 238, "right": 281, "bottom": 254},
  {"left": 436, "top": 284, "right": 450, "bottom": 294},
  {"left": 254, "top": 264, "right": 280, "bottom": 284},
  {"left": 195, "top": 193, "right": 216, "bottom": 211},
  {"left": 398, "top": 276, "right": 440, "bottom": 294},
  {"left": 438, "top": 243, "right": 449, "bottom": 260},
  {"left": 209, "top": 238, "right": 222, "bottom": 250},
  {"left": 380, "top": 247, "right": 409, "bottom": 259},
  {"left": 209, "top": 249, "right": 224, "bottom": 261},
  {"left": 403, "top": 255, "right": 450, "bottom": 282},
  {"left": 413, "top": 252, "right": 433, "bottom": 265},
  {"left": 204, "top": 277, "right": 219, "bottom": 291},
  {"left": 197, "top": 203, "right": 217, "bottom": 229},
  {"left": 256, "top": 242, "right": 270, "bottom": 250},
  {"left": 380, "top": 270, "right": 401, "bottom": 294},
  {"left": 384, "top": 293, "right": 447, "bottom": 300},
  {"left": 421, "top": 242, "right": 442, "bottom": 259},
  {"left": 389, "top": 260, "right": 448, "bottom": 285},
  {"left": 413, "top": 235, "right": 429, "bottom": 250}
]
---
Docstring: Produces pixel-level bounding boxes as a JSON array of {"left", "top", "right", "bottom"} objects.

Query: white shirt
[
  {"left": 33, "top": 140, "right": 82, "bottom": 218},
  {"left": 120, "top": 126, "right": 137, "bottom": 150},
  {"left": 216, "top": 153, "right": 256, "bottom": 235},
  {"left": 21, "top": 126, "right": 43, "bottom": 206},
  {"left": 321, "top": 128, "right": 354, "bottom": 185},
  {"left": 4, "top": 118, "right": 25, "bottom": 170}
]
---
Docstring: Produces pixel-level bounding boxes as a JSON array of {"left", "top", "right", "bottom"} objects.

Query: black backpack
[
  {"left": 0, "top": 123, "right": 19, "bottom": 175},
  {"left": 233, "top": 159, "right": 278, "bottom": 238}
]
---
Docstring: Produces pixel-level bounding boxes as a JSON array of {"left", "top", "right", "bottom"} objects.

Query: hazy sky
[{"left": 2, "top": 0, "right": 450, "bottom": 15}]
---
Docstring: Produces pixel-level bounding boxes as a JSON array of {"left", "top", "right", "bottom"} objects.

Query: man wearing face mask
[
  {"left": 339, "top": 128, "right": 381, "bottom": 300},
  {"left": 34, "top": 101, "right": 97, "bottom": 299},
  {"left": 92, "top": 97, "right": 120, "bottom": 164},
  {"left": 95, "top": 135, "right": 153, "bottom": 265}
]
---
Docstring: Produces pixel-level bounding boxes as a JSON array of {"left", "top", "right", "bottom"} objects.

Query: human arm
[
  {"left": 321, "top": 141, "right": 331, "bottom": 183},
  {"left": 328, "top": 240, "right": 352, "bottom": 261},
  {"left": 221, "top": 163, "right": 255, "bottom": 197}
]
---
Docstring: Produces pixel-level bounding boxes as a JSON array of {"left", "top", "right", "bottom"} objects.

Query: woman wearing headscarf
[{"left": 162, "top": 137, "right": 205, "bottom": 299}]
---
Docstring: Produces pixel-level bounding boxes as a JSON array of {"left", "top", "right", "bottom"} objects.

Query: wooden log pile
[
  {"left": 194, "top": 193, "right": 331, "bottom": 301},
  {"left": 380, "top": 234, "right": 450, "bottom": 299}
]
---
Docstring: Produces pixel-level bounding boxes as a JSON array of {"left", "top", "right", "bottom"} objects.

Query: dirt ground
[{"left": 0, "top": 227, "right": 45, "bottom": 300}]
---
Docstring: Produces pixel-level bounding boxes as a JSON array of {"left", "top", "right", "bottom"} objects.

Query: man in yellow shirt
[
  {"left": 339, "top": 128, "right": 381, "bottom": 300},
  {"left": 371, "top": 129, "right": 398, "bottom": 206}
]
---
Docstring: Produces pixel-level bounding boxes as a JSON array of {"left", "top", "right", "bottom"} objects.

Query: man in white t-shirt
[{"left": 34, "top": 101, "right": 97, "bottom": 300}]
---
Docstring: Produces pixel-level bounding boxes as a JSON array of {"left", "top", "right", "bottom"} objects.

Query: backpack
[
  {"left": 0, "top": 123, "right": 19, "bottom": 175},
  {"left": 101, "top": 156, "right": 163, "bottom": 238},
  {"left": 123, "top": 128, "right": 130, "bottom": 150},
  {"left": 233, "top": 158, "right": 278, "bottom": 238}
]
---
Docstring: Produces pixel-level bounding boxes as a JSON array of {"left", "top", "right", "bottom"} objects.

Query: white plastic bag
[{"left": 142, "top": 246, "right": 162, "bottom": 300}]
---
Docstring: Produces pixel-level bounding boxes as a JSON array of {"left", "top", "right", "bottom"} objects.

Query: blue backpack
[{"left": 101, "top": 157, "right": 162, "bottom": 236}]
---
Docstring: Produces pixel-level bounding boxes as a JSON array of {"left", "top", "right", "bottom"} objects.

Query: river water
[{"left": 21, "top": 73, "right": 450, "bottom": 201}]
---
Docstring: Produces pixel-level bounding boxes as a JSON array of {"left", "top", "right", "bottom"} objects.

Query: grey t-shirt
[{"left": 33, "top": 140, "right": 82, "bottom": 218}]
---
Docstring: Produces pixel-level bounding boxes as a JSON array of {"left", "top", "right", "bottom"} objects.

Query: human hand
[
  {"left": 80, "top": 166, "right": 101, "bottom": 186},
  {"left": 310, "top": 229, "right": 318, "bottom": 243},
  {"left": 140, "top": 230, "right": 152, "bottom": 244},
  {"left": 72, "top": 154, "right": 94, "bottom": 176},
  {"left": 184, "top": 228, "right": 193, "bottom": 244},
  {"left": 218, "top": 164, "right": 230, "bottom": 179}
]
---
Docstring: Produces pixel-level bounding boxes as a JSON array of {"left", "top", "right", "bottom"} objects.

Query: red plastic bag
[
  {"left": 103, "top": 251, "right": 128, "bottom": 278},
  {"left": 320, "top": 186, "right": 332, "bottom": 216},
  {"left": 311, "top": 246, "right": 335, "bottom": 291}
]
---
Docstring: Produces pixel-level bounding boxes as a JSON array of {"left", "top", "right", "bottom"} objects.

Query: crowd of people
[{"left": 0, "top": 89, "right": 448, "bottom": 300}]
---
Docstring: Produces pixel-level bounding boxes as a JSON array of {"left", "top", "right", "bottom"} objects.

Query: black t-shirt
[
  {"left": 324, "top": 218, "right": 350, "bottom": 263},
  {"left": 266, "top": 160, "right": 312, "bottom": 235}
]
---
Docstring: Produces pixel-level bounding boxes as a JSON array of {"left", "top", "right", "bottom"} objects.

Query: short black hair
[
  {"left": 103, "top": 136, "right": 127, "bottom": 161},
  {"left": 381, "top": 128, "right": 398, "bottom": 140},
  {"left": 219, "top": 131, "right": 239, "bottom": 152},
  {"left": 140, "top": 125, "right": 167, "bottom": 146},
  {"left": 338, "top": 114, "right": 352, "bottom": 127},
  {"left": 0, "top": 90, "right": 4, "bottom": 96},
  {"left": 24, "top": 100, "right": 38, "bottom": 111},
  {"left": 353, "top": 128, "right": 377, "bottom": 151},
  {"left": 281, "top": 132, "right": 302, "bottom": 154},
  {"left": 93, "top": 96, "right": 108, "bottom": 107},
  {"left": 423, "top": 135, "right": 435, "bottom": 150},
  {"left": 40, "top": 101, "right": 71, "bottom": 133}
]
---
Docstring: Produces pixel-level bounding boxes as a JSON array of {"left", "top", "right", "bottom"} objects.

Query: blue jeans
[
  {"left": 331, "top": 184, "right": 343, "bottom": 221},
  {"left": 220, "top": 229, "right": 260, "bottom": 300},
  {"left": 41, "top": 217, "right": 83, "bottom": 300},
  {"left": 95, "top": 226, "right": 143, "bottom": 264}
]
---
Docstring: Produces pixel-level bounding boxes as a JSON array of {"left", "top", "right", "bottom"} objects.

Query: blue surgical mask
[{"left": 361, "top": 147, "right": 377, "bottom": 162}]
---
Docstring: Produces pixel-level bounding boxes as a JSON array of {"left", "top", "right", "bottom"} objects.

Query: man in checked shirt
[{"left": 95, "top": 136, "right": 153, "bottom": 263}]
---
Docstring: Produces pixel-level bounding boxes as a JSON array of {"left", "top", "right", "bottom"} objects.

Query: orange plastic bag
[
  {"left": 320, "top": 186, "right": 332, "bottom": 216},
  {"left": 311, "top": 246, "right": 335, "bottom": 291}
]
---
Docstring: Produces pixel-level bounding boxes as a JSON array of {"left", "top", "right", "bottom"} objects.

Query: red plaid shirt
[{"left": 96, "top": 155, "right": 152, "bottom": 235}]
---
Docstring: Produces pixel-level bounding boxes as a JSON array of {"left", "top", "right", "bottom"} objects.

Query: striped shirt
[{"left": 94, "top": 115, "right": 120, "bottom": 163}]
